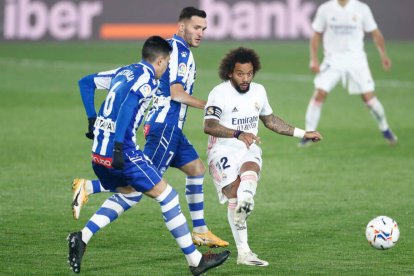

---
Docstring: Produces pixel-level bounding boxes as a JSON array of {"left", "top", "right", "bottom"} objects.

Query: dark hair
[
  {"left": 142, "top": 36, "right": 172, "bottom": 62},
  {"left": 219, "top": 47, "right": 261, "bottom": 81},
  {"left": 179, "top": 6, "right": 207, "bottom": 21}
]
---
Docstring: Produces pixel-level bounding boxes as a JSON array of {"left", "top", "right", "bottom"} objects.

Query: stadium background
[{"left": 1, "top": 0, "right": 413, "bottom": 275}]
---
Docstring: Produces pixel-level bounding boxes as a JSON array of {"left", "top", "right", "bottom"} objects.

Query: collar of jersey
[
  {"left": 172, "top": 34, "right": 190, "bottom": 49},
  {"left": 138, "top": 60, "right": 155, "bottom": 76},
  {"left": 336, "top": 0, "right": 354, "bottom": 9}
]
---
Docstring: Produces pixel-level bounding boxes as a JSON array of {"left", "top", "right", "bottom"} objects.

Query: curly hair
[{"left": 218, "top": 47, "right": 261, "bottom": 81}]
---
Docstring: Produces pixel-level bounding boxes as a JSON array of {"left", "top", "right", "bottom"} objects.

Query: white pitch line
[{"left": 1, "top": 57, "right": 413, "bottom": 89}]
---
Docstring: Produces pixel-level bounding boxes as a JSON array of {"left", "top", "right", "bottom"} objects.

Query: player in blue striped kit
[
  {"left": 72, "top": 7, "right": 228, "bottom": 248},
  {"left": 67, "top": 36, "right": 230, "bottom": 275}
]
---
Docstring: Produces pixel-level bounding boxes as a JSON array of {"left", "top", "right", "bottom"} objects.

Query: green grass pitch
[{"left": 0, "top": 40, "right": 413, "bottom": 275}]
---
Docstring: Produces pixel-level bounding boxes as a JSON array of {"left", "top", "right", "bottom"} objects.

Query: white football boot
[{"left": 237, "top": 251, "right": 269, "bottom": 266}]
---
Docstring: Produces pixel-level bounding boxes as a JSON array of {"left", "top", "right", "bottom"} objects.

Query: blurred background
[{"left": 2, "top": 0, "right": 413, "bottom": 41}]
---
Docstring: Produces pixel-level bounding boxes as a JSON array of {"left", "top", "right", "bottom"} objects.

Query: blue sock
[
  {"left": 81, "top": 191, "right": 142, "bottom": 243},
  {"left": 186, "top": 175, "right": 207, "bottom": 232}
]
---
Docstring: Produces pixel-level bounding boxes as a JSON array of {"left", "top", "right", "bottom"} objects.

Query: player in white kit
[
  {"left": 204, "top": 47, "right": 322, "bottom": 266},
  {"left": 299, "top": 0, "right": 397, "bottom": 146}
]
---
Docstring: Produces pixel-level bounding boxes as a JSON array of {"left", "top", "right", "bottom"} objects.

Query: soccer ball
[{"left": 365, "top": 216, "right": 399, "bottom": 250}]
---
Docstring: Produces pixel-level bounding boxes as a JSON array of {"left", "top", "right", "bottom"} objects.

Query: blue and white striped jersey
[
  {"left": 79, "top": 61, "right": 158, "bottom": 158},
  {"left": 145, "top": 35, "right": 196, "bottom": 129}
]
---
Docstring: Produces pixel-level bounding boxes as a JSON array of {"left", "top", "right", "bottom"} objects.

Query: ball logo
[{"left": 139, "top": 84, "right": 152, "bottom": 97}]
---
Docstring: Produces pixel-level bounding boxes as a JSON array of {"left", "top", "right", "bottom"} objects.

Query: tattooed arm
[
  {"left": 204, "top": 119, "right": 260, "bottom": 148},
  {"left": 260, "top": 114, "right": 323, "bottom": 141},
  {"left": 259, "top": 114, "right": 295, "bottom": 136},
  {"left": 204, "top": 119, "right": 236, "bottom": 138}
]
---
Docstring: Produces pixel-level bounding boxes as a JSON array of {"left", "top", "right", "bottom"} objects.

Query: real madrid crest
[{"left": 207, "top": 106, "right": 214, "bottom": 115}]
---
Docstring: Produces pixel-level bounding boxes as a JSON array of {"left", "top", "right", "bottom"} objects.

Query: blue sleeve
[
  {"left": 114, "top": 92, "right": 140, "bottom": 143},
  {"left": 78, "top": 74, "right": 98, "bottom": 119}
]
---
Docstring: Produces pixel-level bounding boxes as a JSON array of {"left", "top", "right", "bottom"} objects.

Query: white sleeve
[
  {"left": 94, "top": 67, "right": 121, "bottom": 90},
  {"left": 362, "top": 4, "right": 378, "bottom": 32},
  {"left": 204, "top": 88, "right": 224, "bottom": 120},
  {"left": 260, "top": 87, "right": 273, "bottom": 116},
  {"left": 312, "top": 6, "right": 325, "bottom": 33}
]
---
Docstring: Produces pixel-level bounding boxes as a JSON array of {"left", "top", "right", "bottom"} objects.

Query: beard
[{"left": 231, "top": 79, "right": 250, "bottom": 93}]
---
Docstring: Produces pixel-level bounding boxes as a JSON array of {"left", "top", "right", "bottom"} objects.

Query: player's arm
[
  {"left": 170, "top": 83, "right": 206, "bottom": 109},
  {"left": 204, "top": 118, "right": 259, "bottom": 148},
  {"left": 78, "top": 74, "right": 99, "bottom": 139},
  {"left": 259, "top": 114, "right": 322, "bottom": 141},
  {"left": 79, "top": 74, "right": 98, "bottom": 119},
  {"left": 371, "top": 29, "right": 391, "bottom": 71},
  {"left": 78, "top": 69, "right": 117, "bottom": 139},
  {"left": 309, "top": 31, "right": 322, "bottom": 73}
]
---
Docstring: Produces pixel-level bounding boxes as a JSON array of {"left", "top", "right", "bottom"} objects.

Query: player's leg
[
  {"left": 68, "top": 189, "right": 143, "bottom": 272},
  {"left": 222, "top": 176, "right": 268, "bottom": 267},
  {"left": 236, "top": 148, "right": 268, "bottom": 266},
  {"left": 348, "top": 62, "right": 397, "bottom": 145},
  {"left": 361, "top": 92, "right": 397, "bottom": 145},
  {"left": 72, "top": 178, "right": 113, "bottom": 220},
  {"left": 209, "top": 147, "right": 267, "bottom": 266},
  {"left": 68, "top": 164, "right": 142, "bottom": 273},
  {"left": 300, "top": 62, "right": 340, "bottom": 147},
  {"left": 305, "top": 89, "right": 327, "bottom": 132},
  {"left": 175, "top": 138, "right": 228, "bottom": 248},
  {"left": 143, "top": 176, "right": 230, "bottom": 273},
  {"left": 234, "top": 163, "right": 260, "bottom": 227}
]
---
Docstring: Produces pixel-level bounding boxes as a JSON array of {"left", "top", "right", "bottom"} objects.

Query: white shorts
[
  {"left": 314, "top": 57, "right": 375, "bottom": 94},
  {"left": 207, "top": 143, "right": 262, "bottom": 204}
]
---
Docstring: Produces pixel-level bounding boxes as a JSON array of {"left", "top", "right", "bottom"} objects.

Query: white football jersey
[
  {"left": 312, "top": 0, "right": 377, "bottom": 57},
  {"left": 204, "top": 81, "right": 273, "bottom": 150}
]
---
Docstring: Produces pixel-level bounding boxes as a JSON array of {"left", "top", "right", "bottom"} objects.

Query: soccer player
[
  {"left": 67, "top": 36, "right": 230, "bottom": 275},
  {"left": 299, "top": 0, "right": 397, "bottom": 147},
  {"left": 204, "top": 47, "right": 322, "bottom": 266},
  {"left": 72, "top": 6, "right": 228, "bottom": 248}
]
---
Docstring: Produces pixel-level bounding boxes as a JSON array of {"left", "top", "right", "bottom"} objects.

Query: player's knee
[
  {"left": 145, "top": 179, "right": 168, "bottom": 198},
  {"left": 185, "top": 159, "right": 205, "bottom": 176},
  {"left": 314, "top": 89, "right": 327, "bottom": 102},
  {"left": 116, "top": 185, "right": 137, "bottom": 194}
]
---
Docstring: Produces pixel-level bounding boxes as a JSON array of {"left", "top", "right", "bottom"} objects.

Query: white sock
[
  {"left": 85, "top": 180, "right": 94, "bottom": 195},
  {"left": 305, "top": 98, "right": 323, "bottom": 131},
  {"left": 86, "top": 179, "right": 111, "bottom": 195},
  {"left": 228, "top": 198, "right": 250, "bottom": 254},
  {"left": 366, "top": 97, "right": 389, "bottom": 131},
  {"left": 238, "top": 171, "right": 258, "bottom": 201}
]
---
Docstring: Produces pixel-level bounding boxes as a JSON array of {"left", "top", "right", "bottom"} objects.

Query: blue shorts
[
  {"left": 143, "top": 123, "right": 199, "bottom": 175},
  {"left": 92, "top": 149, "right": 162, "bottom": 193}
]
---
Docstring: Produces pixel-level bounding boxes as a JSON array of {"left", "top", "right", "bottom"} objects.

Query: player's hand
[
  {"left": 303, "top": 131, "right": 323, "bottom": 143},
  {"left": 381, "top": 55, "right": 392, "bottom": 71},
  {"left": 85, "top": 117, "right": 96, "bottom": 140},
  {"left": 238, "top": 132, "right": 261, "bottom": 149},
  {"left": 111, "top": 142, "right": 125, "bottom": 170},
  {"left": 309, "top": 58, "right": 320, "bottom": 73}
]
